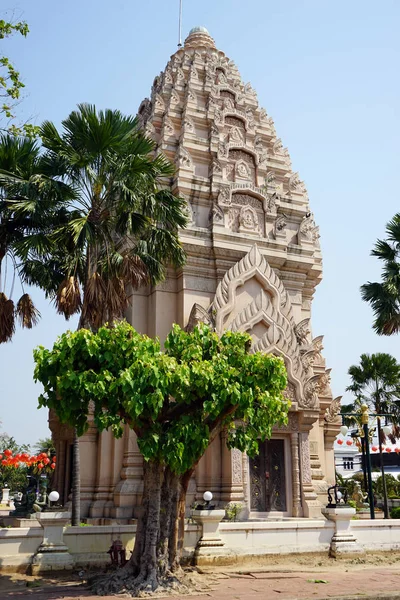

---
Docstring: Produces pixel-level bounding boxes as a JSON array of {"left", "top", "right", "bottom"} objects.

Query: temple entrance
[{"left": 249, "top": 439, "right": 287, "bottom": 512}]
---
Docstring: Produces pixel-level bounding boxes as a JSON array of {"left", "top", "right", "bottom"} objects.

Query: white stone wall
[{"left": 2, "top": 519, "right": 400, "bottom": 571}]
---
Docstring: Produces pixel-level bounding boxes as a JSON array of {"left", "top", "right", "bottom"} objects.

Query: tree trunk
[
  {"left": 90, "top": 461, "right": 192, "bottom": 595},
  {"left": 71, "top": 429, "right": 80, "bottom": 526}
]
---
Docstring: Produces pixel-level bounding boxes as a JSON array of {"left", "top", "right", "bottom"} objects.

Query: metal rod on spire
[{"left": 178, "top": 0, "right": 183, "bottom": 47}]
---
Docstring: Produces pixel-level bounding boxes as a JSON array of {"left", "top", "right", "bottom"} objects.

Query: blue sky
[{"left": 1, "top": 1, "right": 399, "bottom": 447}]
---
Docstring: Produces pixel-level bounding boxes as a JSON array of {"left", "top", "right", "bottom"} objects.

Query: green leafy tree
[
  {"left": 361, "top": 214, "right": 400, "bottom": 335},
  {"left": 0, "top": 17, "right": 39, "bottom": 138},
  {"left": 1, "top": 105, "right": 188, "bottom": 524},
  {"left": 34, "top": 321, "right": 289, "bottom": 594},
  {"left": 346, "top": 353, "right": 400, "bottom": 518}
]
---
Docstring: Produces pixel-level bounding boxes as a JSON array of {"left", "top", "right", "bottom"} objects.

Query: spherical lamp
[
  {"left": 48, "top": 491, "right": 60, "bottom": 503},
  {"left": 203, "top": 491, "right": 213, "bottom": 502}
]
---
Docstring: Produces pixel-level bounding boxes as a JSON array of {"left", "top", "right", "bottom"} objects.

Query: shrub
[{"left": 390, "top": 507, "right": 400, "bottom": 519}]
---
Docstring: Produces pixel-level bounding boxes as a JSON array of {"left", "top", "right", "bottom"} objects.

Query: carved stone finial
[
  {"left": 324, "top": 396, "right": 342, "bottom": 423},
  {"left": 185, "top": 303, "right": 215, "bottom": 332}
]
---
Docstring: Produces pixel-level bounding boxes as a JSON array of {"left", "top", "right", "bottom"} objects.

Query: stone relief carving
[
  {"left": 154, "top": 93, "right": 165, "bottom": 111},
  {"left": 267, "top": 193, "right": 278, "bottom": 214},
  {"left": 214, "top": 107, "right": 224, "bottom": 125},
  {"left": 187, "top": 87, "right": 197, "bottom": 102},
  {"left": 230, "top": 126, "right": 244, "bottom": 143},
  {"left": 176, "top": 67, "right": 185, "bottom": 83},
  {"left": 317, "top": 369, "right": 332, "bottom": 397},
  {"left": 218, "top": 139, "right": 228, "bottom": 158},
  {"left": 182, "top": 197, "right": 195, "bottom": 226},
  {"left": 301, "top": 375, "right": 321, "bottom": 409},
  {"left": 300, "top": 435, "right": 312, "bottom": 484},
  {"left": 227, "top": 208, "right": 239, "bottom": 231},
  {"left": 299, "top": 213, "right": 320, "bottom": 244},
  {"left": 236, "top": 160, "right": 250, "bottom": 179},
  {"left": 209, "top": 203, "right": 224, "bottom": 226},
  {"left": 170, "top": 89, "right": 180, "bottom": 106},
  {"left": 272, "top": 138, "right": 284, "bottom": 154},
  {"left": 232, "top": 448, "right": 243, "bottom": 484},
  {"left": 183, "top": 115, "right": 195, "bottom": 133},
  {"left": 210, "top": 122, "right": 220, "bottom": 137},
  {"left": 238, "top": 205, "right": 261, "bottom": 235},
  {"left": 273, "top": 214, "right": 287, "bottom": 239},
  {"left": 211, "top": 158, "right": 222, "bottom": 175},
  {"left": 294, "top": 319, "right": 310, "bottom": 346},
  {"left": 164, "top": 69, "right": 173, "bottom": 84},
  {"left": 176, "top": 147, "right": 193, "bottom": 170},
  {"left": 324, "top": 396, "right": 342, "bottom": 423},
  {"left": 189, "top": 64, "right": 198, "bottom": 80},
  {"left": 284, "top": 383, "right": 297, "bottom": 403},
  {"left": 289, "top": 172, "right": 306, "bottom": 193},
  {"left": 255, "top": 135, "right": 263, "bottom": 151},
  {"left": 218, "top": 186, "right": 231, "bottom": 206},
  {"left": 145, "top": 121, "right": 156, "bottom": 137},
  {"left": 163, "top": 116, "right": 175, "bottom": 136},
  {"left": 216, "top": 70, "right": 227, "bottom": 85}
]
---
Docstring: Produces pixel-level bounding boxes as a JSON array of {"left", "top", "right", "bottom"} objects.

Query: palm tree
[
  {"left": 361, "top": 214, "right": 400, "bottom": 335},
  {"left": 346, "top": 353, "right": 400, "bottom": 518},
  {"left": 2, "top": 104, "right": 188, "bottom": 524},
  {"left": 0, "top": 135, "right": 71, "bottom": 342},
  {"left": 19, "top": 103, "right": 188, "bottom": 329}
]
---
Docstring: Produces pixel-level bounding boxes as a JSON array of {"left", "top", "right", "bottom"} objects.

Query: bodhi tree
[{"left": 34, "top": 321, "right": 289, "bottom": 596}]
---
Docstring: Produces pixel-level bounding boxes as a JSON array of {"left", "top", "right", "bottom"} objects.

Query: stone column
[
  {"left": 112, "top": 427, "right": 143, "bottom": 520},
  {"left": 79, "top": 419, "right": 98, "bottom": 518},
  {"left": 89, "top": 428, "right": 114, "bottom": 520},
  {"left": 290, "top": 432, "right": 302, "bottom": 517}
]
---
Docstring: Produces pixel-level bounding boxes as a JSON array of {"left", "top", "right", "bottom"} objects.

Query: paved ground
[{"left": 2, "top": 554, "right": 400, "bottom": 599}]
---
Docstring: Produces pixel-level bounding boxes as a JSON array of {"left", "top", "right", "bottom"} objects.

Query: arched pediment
[{"left": 211, "top": 244, "right": 321, "bottom": 409}]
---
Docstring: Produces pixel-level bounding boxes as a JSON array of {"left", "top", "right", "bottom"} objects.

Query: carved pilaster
[
  {"left": 290, "top": 433, "right": 302, "bottom": 517},
  {"left": 299, "top": 432, "right": 321, "bottom": 518},
  {"left": 220, "top": 431, "right": 244, "bottom": 503}
]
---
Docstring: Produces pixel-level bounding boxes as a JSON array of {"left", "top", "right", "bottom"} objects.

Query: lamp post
[
  {"left": 341, "top": 404, "right": 393, "bottom": 520},
  {"left": 361, "top": 404, "right": 375, "bottom": 519}
]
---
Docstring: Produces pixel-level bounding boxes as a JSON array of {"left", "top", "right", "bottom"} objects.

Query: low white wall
[
  {"left": 219, "top": 520, "right": 334, "bottom": 556},
  {"left": 0, "top": 527, "right": 42, "bottom": 570},
  {"left": 351, "top": 520, "right": 400, "bottom": 551},
  {"left": 0, "top": 523, "right": 201, "bottom": 571},
  {"left": 2, "top": 518, "right": 400, "bottom": 572}
]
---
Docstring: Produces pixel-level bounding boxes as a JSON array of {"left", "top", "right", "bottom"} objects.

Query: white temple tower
[{"left": 51, "top": 27, "right": 341, "bottom": 521}]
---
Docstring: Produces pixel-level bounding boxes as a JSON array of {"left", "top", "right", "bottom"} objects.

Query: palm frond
[
  {"left": 15, "top": 293, "right": 40, "bottom": 328},
  {"left": 0, "top": 293, "right": 15, "bottom": 343},
  {"left": 56, "top": 276, "right": 82, "bottom": 319}
]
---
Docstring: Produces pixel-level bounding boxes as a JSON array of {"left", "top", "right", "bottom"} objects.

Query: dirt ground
[{"left": 2, "top": 552, "right": 400, "bottom": 599}]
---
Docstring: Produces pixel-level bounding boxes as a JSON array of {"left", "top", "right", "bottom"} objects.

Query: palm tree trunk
[
  {"left": 71, "top": 429, "right": 80, "bottom": 525},
  {"left": 377, "top": 419, "right": 389, "bottom": 519}
]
